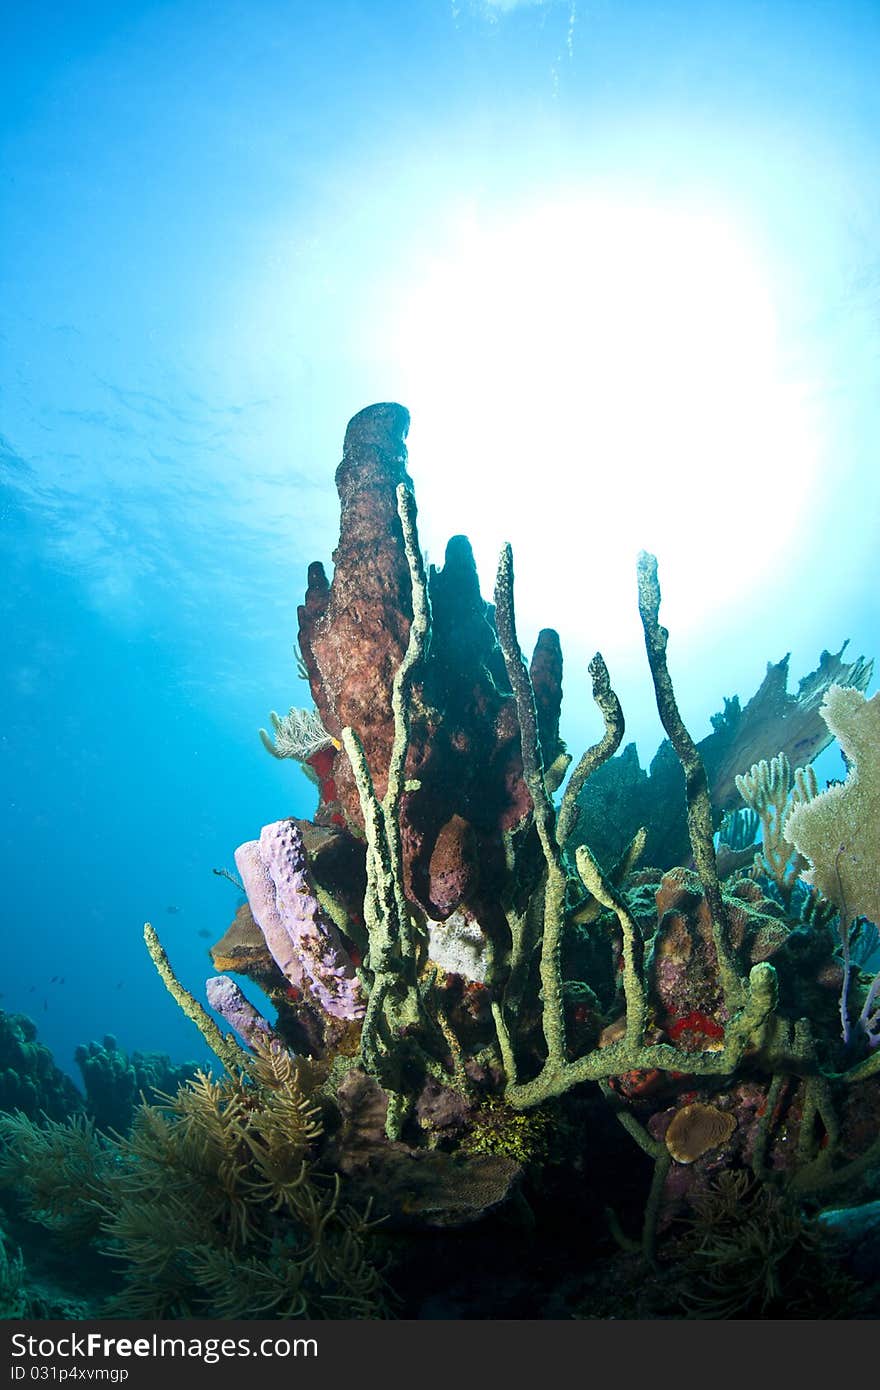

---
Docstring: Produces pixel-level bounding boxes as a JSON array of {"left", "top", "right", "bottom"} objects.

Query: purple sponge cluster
[
  {"left": 205, "top": 976, "right": 276, "bottom": 1051},
  {"left": 234, "top": 819, "right": 364, "bottom": 1022}
]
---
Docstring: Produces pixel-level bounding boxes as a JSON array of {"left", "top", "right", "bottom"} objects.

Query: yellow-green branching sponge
[{"left": 783, "top": 685, "right": 880, "bottom": 927}]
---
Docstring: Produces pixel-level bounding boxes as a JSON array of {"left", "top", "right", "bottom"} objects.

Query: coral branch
[
  {"left": 493, "top": 543, "right": 552, "bottom": 826},
  {"left": 494, "top": 541, "right": 568, "bottom": 1068},
  {"left": 143, "top": 924, "right": 250, "bottom": 1075},
  {"left": 339, "top": 484, "right": 437, "bottom": 1132},
  {"left": 556, "top": 652, "right": 625, "bottom": 849},
  {"left": 575, "top": 844, "right": 647, "bottom": 1049},
  {"left": 636, "top": 551, "right": 742, "bottom": 1010}
]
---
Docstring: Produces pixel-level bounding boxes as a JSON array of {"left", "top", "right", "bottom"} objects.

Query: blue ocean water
[{"left": 2, "top": 0, "right": 879, "bottom": 1092}]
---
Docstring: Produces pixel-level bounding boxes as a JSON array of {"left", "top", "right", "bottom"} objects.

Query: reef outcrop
[
  {"left": 7, "top": 403, "right": 880, "bottom": 1319},
  {"left": 142, "top": 402, "right": 879, "bottom": 1276}
]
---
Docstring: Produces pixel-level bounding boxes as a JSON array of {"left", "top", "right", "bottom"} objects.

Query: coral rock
[
  {"left": 210, "top": 902, "right": 278, "bottom": 981},
  {"left": 297, "top": 402, "right": 544, "bottom": 930},
  {"left": 427, "top": 815, "right": 480, "bottom": 919},
  {"left": 297, "top": 402, "right": 415, "bottom": 825},
  {"left": 649, "top": 869, "right": 788, "bottom": 1030}
]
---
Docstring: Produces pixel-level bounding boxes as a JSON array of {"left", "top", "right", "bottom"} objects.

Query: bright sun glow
[{"left": 390, "top": 194, "right": 818, "bottom": 657}]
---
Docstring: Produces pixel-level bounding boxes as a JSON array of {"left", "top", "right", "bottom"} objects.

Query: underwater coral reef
[{"left": 3, "top": 402, "right": 880, "bottom": 1320}]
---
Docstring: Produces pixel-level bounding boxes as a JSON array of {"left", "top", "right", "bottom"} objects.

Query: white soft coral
[{"left": 784, "top": 684, "right": 880, "bottom": 929}]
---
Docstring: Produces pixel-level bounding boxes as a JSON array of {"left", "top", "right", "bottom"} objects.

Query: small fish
[
  {"left": 50, "top": 975, "right": 58, "bottom": 983},
  {"left": 166, "top": 905, "right": 180, "bottom": 915},
  {"left": 28, "top": 985, "right": 36, "bottom": 994},
  {"left": 197, "top": 929, "right": 211, "bottom": 939},
  {"left": 59, "top": 977, "right": 65, "bottom": 985},
  {"left": 115, "top": 980, "right": 124, "bottom": 990}
]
